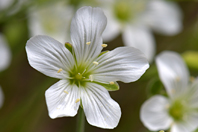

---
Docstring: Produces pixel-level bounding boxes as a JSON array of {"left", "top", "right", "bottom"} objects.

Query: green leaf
[
  {"left": 65, "top": 42, "right": 73, "bottom": 53},
  {"left": 93, "top": 81, "right": 119, "bottom": 91}
]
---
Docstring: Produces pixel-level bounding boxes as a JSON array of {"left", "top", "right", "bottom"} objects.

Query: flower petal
[
  {"left": 70, "top": 6, "right": 107, "bottom": 64},
  {"left": 90, "top": 47, "right": 149, "bottom": 83},
  {"left": 80, "top": 82, "right": 121, "bottom": 129},
  {"left": 122, "top": 25, "right": 155, "bottom": 62},
  {"left": 26, "top": 35, "right": 75, "bottom": 79},
  {"left": 102, "top": 8, "right": 121, "bottom": 42},
  {"left": 0, "top": 34, "right": 11, "bottom": 71},
  {"left": 0, "top": 86, "right": 4, "bottom": 108},
  {"left": 156, "top": 51, "right": 189, "bottom": 98},
  {"left": 0, "top": 0, "right": 13, "bottom": 11},
  {"left": 28, "top": 3, "right": 74, "bottom": 43},
  {"left": 171, "top": 112, "right": 198, "bottom": 132},
  {"left": 45, "top": 80, "right": 80, "bottom": 119},
  {"left": 144, "top": 0, "right": 182, "bottom": 35},
  {"left": 186, "top": 79, "right": 198, "bottom": 108},
  {"left": 140, "top": 95, "right": 172, "bottom": 131}
]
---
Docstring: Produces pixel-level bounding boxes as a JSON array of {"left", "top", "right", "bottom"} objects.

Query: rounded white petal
[
  {"left": 140, "top": 95, "right": 172, "bottom": 131},
  {"left": 91, "top": 47, "right": 149, "bottom": 83},
  {"left": 122, "top": 25, "right": 155, "bottom": 62},
  {"left": 0, "top": 34, "right": 11, "bottom": 71},
  {"left": 144, "top": 0, "right": 182, "bottom": 35},
  {"left": 102, "top": 8, "right": 121, "bottom": 42},
  {"left": 45, "top": 80, "right": 80, "bottom": 119},
  {"left": 26, "top": 35, "right": 75, "bottom": 79},
  {"left": 0, "top": 86, "right": 4, "bottom": 108},
  {"left": 171, "top": 112, "right": 198, "bottom": 132},
  {"left": 28, "top": 3, "right": 74, "bottom": 43},
  {"left": 156, "top": 51, "right": 189, "bottom": 98},
  {"left": 80, "top": 82, "right": 121, "bottom": 129},
  {"left": 70, "top": 6, "right": 107, "bottom": 64},
  {"left": 0, "top": 0, "right": 13, "bottom": 11},
  {"left": 186, "top": 79, "right": 198, "bottom": 108}
]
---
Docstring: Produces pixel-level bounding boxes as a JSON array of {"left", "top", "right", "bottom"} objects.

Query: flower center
[
  {"left": 168, "top": 100, "right": 185, "bottom": 121},
  {"left": 75, "top": 73, "right": 83, "bottom": 80},
  {"left": 113, "top": 1, "right": 146, "bottom": 23},
  {"left": 114, "top": 2, "right": 131, "bottom": 22},
  {"left": 69, "top": 65, "right": 92, "bottom": 87}
]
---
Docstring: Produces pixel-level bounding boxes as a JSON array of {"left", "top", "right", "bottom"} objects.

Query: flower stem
[{"left": 76, "top": 107, "right": 85, "bottom": 132}]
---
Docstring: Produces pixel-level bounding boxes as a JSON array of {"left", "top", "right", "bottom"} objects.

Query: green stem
[{"left": 76, "top": 107, "right": 85, "bottom": 132}]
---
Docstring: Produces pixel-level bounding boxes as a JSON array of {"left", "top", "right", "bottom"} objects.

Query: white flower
[
  {"left": 140, "top": 51, "right": 198, "bottom": 132},
  {"left": 28, "top": 2, "right": 74, "bottom": 43},
  {"left": 0, "top": 34, "right": 11, "bottom": 72},
  {"left": 0, "top": 33, "right": 11, "bottom": 108},
  {"left": 0, "top": 0, "right": 13, "bottom": 11},
  {"left": 26, "top": 6, "right": 149, "bottom": 129},
  {"left": 0, "top": 86, "right": 4, "bottom": 108},
  {"left": 102, "top": 0, "right": 182, "bottom": 62}
]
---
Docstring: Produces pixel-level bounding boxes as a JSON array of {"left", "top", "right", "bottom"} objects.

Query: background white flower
[
  {"left": 0, "top": 34, "right": 11, "bottom": 108},
  {"left": 102, "top": 0, "right": 182, "bottom": 62},
  {"left": 140, "top": 51, "right": 198, "bottom": 132},
  {"left": 28, "top": 2, "right": 74, "bottom": 44},
  {"left": 0, "top": 34, "right": 11, "bottom": 71},
  {"left": 26, "top": 6, "right": 149, "bottom": 129}
]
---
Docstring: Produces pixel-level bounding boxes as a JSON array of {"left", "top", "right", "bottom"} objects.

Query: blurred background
[{"left": 0, "top": 0, "right": 198, "bottom": 132}]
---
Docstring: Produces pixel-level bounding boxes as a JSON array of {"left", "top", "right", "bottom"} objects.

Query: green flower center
[
  {"left": 169, "top": 100, "right": 185, "bottom": 121},
  {"left": 69, "top": 65, "right": 92, "bottom": 87},
  {"left": 114, "top": 2, "right": 132, "bottom": 22},
  {"left": 113, "top": 1, "right": 146, "bottom": 23}
]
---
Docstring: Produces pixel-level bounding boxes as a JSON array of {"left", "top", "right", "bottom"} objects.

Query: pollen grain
[
  {"left": 86, "top": 41, "right": 91, "bottom": 45},
  {"left": 75, "top": 98, "right": 80, "bottom": 103},
  {"left": 102, "top": 44, "right": 107, "bottom": 48},
  {"left": 93, "top": 61, "right": 99, "bottom": 65},
  {"left": 57, "top": 68, "right": 63, "bottom": 73}
]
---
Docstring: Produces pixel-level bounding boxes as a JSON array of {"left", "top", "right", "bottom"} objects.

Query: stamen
[
  {"left": 86, "top": 41, "right": 91, "bottom": 45},
  {"left": 75, "top": 98, "right": 80, "bottom": 103},
  {"left": 64, "top": 90, "right": 68, "bottom": 94},
  {"left": 165, "top": 104, "right": 170, "bottom": 109},
  {"left": 159, "top": 130, "right": 164, "bottom": 132},
  {"left": 171, "top": 89, "right": 175, "bottom": 94},
  {"left": 93, "top": 61, "right": 99, "bottom": 65},
  {"left": 101, "top": 44, "right": 107, "bottom": 48},
  {"left": 109, "top": 81, "right": 114, "bottom": 85},
  {"left": 82, "top": 69, "right": 86, "bottom": 75},
  {"left": 57, "top": 68, "right": 63, "bottom": 73},
  {"left": 89, "top": 75, "right": 94, "bottom": 82},
  {"left": 175, "top": 76, "right": 180, "bottom": 81},
  {"left": 190, "top": 76, "right": 195, "bottom": 82}
]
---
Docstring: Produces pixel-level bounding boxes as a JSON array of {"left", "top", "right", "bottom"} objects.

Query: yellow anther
[
  {"left": 175, "top": 76, "right": 180, "bottom": 81},
  {"left": 75, "top": 98, "right": 80, "bottom": 103},
  {"left": 159, "top": 130, "right": 164, "bottom": 132},
  {"left": 171, "top": 89, "right": 175, "bottom": 94},
  {"left": 165, "top": 104, "right": 170, "bottom": 109},
  {"left": 190, "top": 76, "right": 195, "bottom": 82},
  {"left": 86, "top": 41, "right": 91, "bottom": 45},
  {"left": 89, "top": 75, "right": 94, "bottom": 82},
  {"left": 57, "top": 68, "right": 63, "bottom": 73},
  {"left": 109, "top": 81, "right": 114, "bottom": 85},
  {"left": 101, "top": 44, "right": 107, "bottom": 48},
  {"left": 64, "top": 90, "right": 68, "bottom": 94},
  {"left": 93, "top": 61, "right": 99, "bottom": 65}
]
